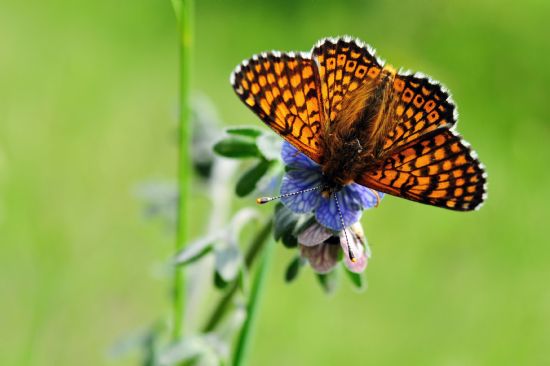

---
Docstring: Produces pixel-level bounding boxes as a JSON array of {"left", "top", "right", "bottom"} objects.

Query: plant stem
[
  {"left": 203, "top": 218, "right": 273, "bottom": 333},
  {"left": 173, "top": 0, "right": 194, "bottom": 341},
  {"left": 232, "top": 237, "right": 275, "bottom": 366}
]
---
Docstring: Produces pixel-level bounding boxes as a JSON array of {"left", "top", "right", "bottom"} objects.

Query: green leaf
[
  {"left": 285, "top": 256, "right": 302, "bottom": 283},
  {"left": 232, "top": 240, "right": 276, "bottom": 366},
  {"left": 174, "top": 242, "right": 213, "bottom": 266},
  {"left": 235, "top": 159, "right": 272, "bottom": 197},
  {"left": 316, "top": 271, "right": 338, "bottom": 294},
  {"left": 344, "top": 266, "right": 366, "bottom": 291},
  {"left": 158, "top": 336, "right": 218, "bottom": 365},
  {"left": 214, "top": 271, "right": 230, "bottom": 289},
  {"left": 294, "top": 215, "right": 317, "bottom": 236},
  {"left": 237, "top": 267, "right": 250, "bottom": 295},
  {"left": 108, "top": 322, "right": 164, "bottom": 361},
  {"left": 173, "top": 233, "right": 221, "bottom": 266},
  {"left": 281, "top": 231, "right": 298, "bottom": 248},
  {"left": 226, "top": 126, "right": 263, "bottom": 138},
  {"left": 273, "top": 203, "right": 299, "bottom": 241},
  {"left": 214, "top": 245, "right": 242, "bottom": 282},
  {"left": 213, "top": 136, "right": 260, "bottom": 158},
  {"left": 141, "top": 331, "right": 157, "bottom": 366},
  {"left": 170, "top": 0, "right": 181, "bottom": 22},
  {"left": 256, "top": 133, "right": 282, "bottom": 161}
]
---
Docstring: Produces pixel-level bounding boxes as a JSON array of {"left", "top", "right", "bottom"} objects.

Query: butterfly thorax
[
  {"left": 320, "top": 67, "right": 398, "bottom": 188},
  {"left": 319, "top": 135, "right": 365, "bottom": 189}
]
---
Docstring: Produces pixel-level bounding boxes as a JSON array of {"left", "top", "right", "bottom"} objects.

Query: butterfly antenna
[
  {"left": 256, "top": 186, "right": 322, "bottom": 204},
  {"left": 333, "top": 193, "right": 356, "bottom": 263}
]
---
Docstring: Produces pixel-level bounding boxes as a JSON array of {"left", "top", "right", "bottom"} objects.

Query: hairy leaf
[
  {"left": 256, "top": 133, "right": 282, "bottom": 161},
  {"left": 213, "top": 136, "right": 260, "bottom": 158},
  {"left": 344, "top": 266, "right": 366, "bottom": 291},
  {"left": 235, "top": 159, "right": 272, "bottom": 197},
  {"left": 226, "top": 126, "right": 263, "bottom": 138},
  {"left": 316, "top": 271, "right": 338, "bottom": 294},
  {"left": 285, "top": 256, "right": 302, "bottom": 283},
  {"left": 273, "top": 203, "right": 299, "bottom": 241}
]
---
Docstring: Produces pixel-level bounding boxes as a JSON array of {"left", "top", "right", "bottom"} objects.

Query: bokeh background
[{"left": 2, "top": 0, "right": 550, "bottom": 365}]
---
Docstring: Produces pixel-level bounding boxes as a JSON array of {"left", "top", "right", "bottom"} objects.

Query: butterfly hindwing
[
  {"left": 231, "top": 52, "right": 324, "bottom": 162},
  {"left": 358, "top": 128, "right": 486, "bottom": 210},
  {"left": 382, "top": 72, "right": 457, "bottom": 152},
  {"left": 312, "top": 37, "right": 384, "bottom": 123}
]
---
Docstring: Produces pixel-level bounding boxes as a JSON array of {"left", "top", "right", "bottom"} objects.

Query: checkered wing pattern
[
  {"left": 359, "top": 129, "right": 486, "bottom": 210},
  {"left": 382, "top": 72, "right": 458, "bottom": 151},
  {"left": 231, "top": 52, "right": 325, "bottom": 162},
  {"left": 312, "top": 37, "right": 384, "bottom": 122}
]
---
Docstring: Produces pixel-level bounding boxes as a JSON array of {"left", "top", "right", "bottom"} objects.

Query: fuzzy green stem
[
  {"left": 173, "top": 0, "right": 194, "bottom": 341},
  {"left": 203, "top": 218, "right": 273, "bottom": 333},
  {"left": 232, "top": 238, "right": 275, "bottom": 366}
]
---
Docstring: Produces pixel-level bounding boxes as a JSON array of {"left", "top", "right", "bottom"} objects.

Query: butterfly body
[
  {"left": 231, "top": 37, "right": 487, "bottom": 211},
  {"left": 320, "top": 65, "right": 398, "bottom": 187}
]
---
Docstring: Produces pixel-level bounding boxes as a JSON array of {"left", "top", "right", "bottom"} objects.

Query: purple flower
[
  {"left": 298, "top": 221, "right": 370, "bottom": 273},
  {"left": 280, "top": 141, "right": 384, "bottom": 231}
]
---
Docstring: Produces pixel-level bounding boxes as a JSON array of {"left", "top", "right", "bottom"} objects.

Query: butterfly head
[{"left": 319, "top": 177, "right": 344, "bottom": 200}]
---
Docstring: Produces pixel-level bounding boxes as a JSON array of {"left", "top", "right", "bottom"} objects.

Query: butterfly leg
[
  {"left": 368, "top": 188, "right": 381, "bottom": 208},
  {"left": 333, "top": 192, "right": 356, "bottom": 263}
]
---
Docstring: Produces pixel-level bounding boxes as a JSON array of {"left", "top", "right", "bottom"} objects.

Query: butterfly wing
[
  {"left": 231, "top": 52, "right": 325, "bottom": 162},
  {"left": 356, "top": 69, "right": 486, "bottom": 210},
  {"left": 381, "top": 72, "right": 458, "bottom": 151},
  {"left": 359, "top": 127, "right": 486, "bottom": 210},
  {"left": 311, "top": 37, "right": 384, "bottom": 122},
  {"left": 311, "top": 37, "right": 486, "bottom": 210}
]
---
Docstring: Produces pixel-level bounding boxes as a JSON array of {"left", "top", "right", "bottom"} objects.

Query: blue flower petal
[
  {"left": 315, "top": 190, "right": 362, "bottom": 231},
  {"left": 281, "top": 141, "right": 319, "bottom": 171},
  {"left": 345, "top": 184, "right": 384, "bottom": 209},
  {"left": 280, "top": 169, "right": 322, "bottom": 213}
]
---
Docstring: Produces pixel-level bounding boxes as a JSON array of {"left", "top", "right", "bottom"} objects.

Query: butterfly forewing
[
  {"left": 312, "top": 38, "right": 384, "bottom": 122},
  {"left": 231, "top": 52, "right": 324, "bottom": 162},
  {"left": 359, "top": 129, "right": 486, "bottom": 210}
]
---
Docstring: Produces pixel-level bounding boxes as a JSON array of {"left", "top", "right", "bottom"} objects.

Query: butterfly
[{"left": 230, "top": 36, "right": 487, "bottom": 212}]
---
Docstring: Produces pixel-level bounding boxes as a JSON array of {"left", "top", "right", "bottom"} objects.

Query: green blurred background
[{"left": 2, "top": 0, "right": 550, "bottom": 365}]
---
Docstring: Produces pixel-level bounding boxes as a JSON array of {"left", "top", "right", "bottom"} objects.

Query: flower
[
  {"left": 297, "top": 221, "right": 370, "bottom": 273},
  {"left": 280, "top": 141, "right": 384, "bottom": 231}
]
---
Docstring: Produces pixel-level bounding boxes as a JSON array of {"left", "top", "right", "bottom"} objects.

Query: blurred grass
[{"left": 1, "top": 0, "right": 550, "bottom": 365}]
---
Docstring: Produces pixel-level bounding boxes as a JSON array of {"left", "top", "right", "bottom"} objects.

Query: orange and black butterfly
[{"left": 230, "top": 37, "right": 487, "bottom": 211}]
